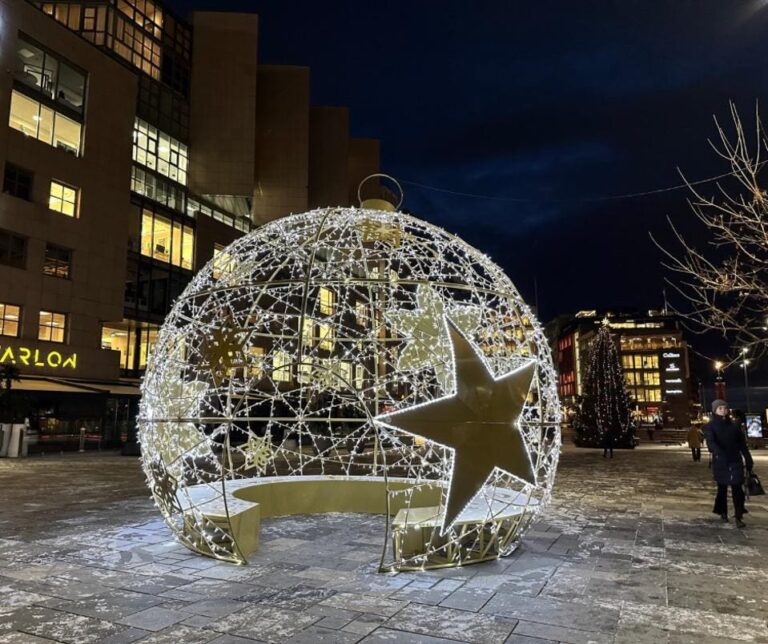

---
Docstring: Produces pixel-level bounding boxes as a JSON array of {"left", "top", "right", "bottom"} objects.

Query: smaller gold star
[{"left": 202, "top": 325, "right": 244, "bottom": 382}]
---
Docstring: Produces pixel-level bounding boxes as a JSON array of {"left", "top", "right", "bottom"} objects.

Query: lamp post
[
  {"left": 714, "top": 360, "right": 726, "bottom": 401},
  {"left": 741, "top": 348, "right": 751, "bottom": 413}
]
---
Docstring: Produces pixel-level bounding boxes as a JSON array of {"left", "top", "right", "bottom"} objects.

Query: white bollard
[
  {"left": 0, "top": 424, "right": 11, "bottom": 457},
  {"left": 7, "top": 424, "right": 24, "bottom": 458}
]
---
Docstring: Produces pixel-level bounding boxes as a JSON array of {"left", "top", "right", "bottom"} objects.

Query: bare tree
[{"left": 653, "top": 102, "right": 768, "bottom": 359}]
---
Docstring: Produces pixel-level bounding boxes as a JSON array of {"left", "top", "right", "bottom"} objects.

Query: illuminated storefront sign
[
  {"left": 0, "top": 345, "right": 77, "bottom": 369},
  {"left": 662, "top": 352, "right": 681, "bottom": 358},
  {"left": 665, "top": 378, "right": 682, "bottom": 384},
  {"left": 665, "top": 362, "right": 680, "bottom": 372},
  {"left": 666, "top": 389, "right": 684, "bottom": 394}
]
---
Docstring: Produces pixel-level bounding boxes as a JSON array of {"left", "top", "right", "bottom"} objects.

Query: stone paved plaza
[{"left": 1, "top": 445, "right": 767, "bottom": 644}]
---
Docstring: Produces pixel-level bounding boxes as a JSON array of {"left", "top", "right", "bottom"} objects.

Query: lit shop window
[
  {"left": 0, "top": 303, "right": 21, "bottom": 337},
  {"left": 39, "top": 310, "right": 66, "bottom": 343},
  {"left": 140, "top": 209, "right": 194, "bottom": 269},
  {"left": 15, "top": 37, "right": 86, "bottom": 114},
  {"left": 49, "top": 180, "right": 79, "bottom": 217},
  {"left": 133, "top": 118, "right": 188, "bottom": 185},
  {"left": 43, "top": 244, "right": 72, "bottom": 279},
  {"left": 8, "top": 90, "right": 82, "bottom": 156}
]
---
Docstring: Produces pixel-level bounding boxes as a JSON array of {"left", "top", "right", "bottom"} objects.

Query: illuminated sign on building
[
  {"left": 665, "top": 362, "right": 680, "bottom": 372},
  {"left": 666, "top": 389, "right": 684, "bottom": 395},
  {"left": 0, "top": 345, "right": 77, "bottom": 369},
  {"left": 665, "top": 378, "right": 682, "bottom": 384},
  {"left": 663, "top": 352, "right": 681, "bottom": 358}
]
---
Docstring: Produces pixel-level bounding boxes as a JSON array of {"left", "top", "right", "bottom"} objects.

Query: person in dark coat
[
  {"left": 704, "top": 399, "right": 754, "bottom": 527},
  {"left": 602, "top": 431, "right": 614, "bottom": 458}
]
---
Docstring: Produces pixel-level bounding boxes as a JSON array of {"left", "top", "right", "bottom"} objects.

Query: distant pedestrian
[
  {"left": 602, "top": 431, "right": 614, "bottom": 458},
  {"left": 704, "top": 399, "right": 754, "bottom": 528},
  {"left": 686, "top": 426, "right": 703, "bottom": 462}
]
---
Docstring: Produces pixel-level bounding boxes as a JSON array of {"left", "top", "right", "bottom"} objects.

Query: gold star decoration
[
  {"left": 385, "top": 285, "right": 481, "bottom": 392},
  {"left": 377, "top": 317, "right": 536, "bottom": 532},
  {"left": 201, "top": 325, "right": 245, "bottom": 382}
]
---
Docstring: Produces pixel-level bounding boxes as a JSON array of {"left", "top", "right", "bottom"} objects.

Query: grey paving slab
[
  {"left": 0, "top": 447, "right": 766, "bottom": 643},
  {"left": 384, "top": 602, "right": 516, "bottom": 643}
]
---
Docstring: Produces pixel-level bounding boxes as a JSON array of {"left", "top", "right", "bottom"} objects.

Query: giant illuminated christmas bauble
[{"left": 139, "top": 207, "right": 561, "bottom": 571}]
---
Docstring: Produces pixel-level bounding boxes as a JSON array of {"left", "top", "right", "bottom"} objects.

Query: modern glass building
[
  {"left": 0, "top": 0, "right": 380, "bottom": 451},
  {"left": 553, "top": 310, "right": 696, "bottom": 428}
]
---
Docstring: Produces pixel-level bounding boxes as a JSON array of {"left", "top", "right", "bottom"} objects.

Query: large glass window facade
[
  {"left": 101, "top": 319, "right": 160, "bottom": 371},
  {"left": 133, "top": 118, "right": 188, "bottom": 185},
  {"left": 140, "top": 208, "right": 193, "bottom": 269},
  {"left": 15, "top": 36, "right": 86, "bottom": 115},
  {"left": 9, "top": 90, "right": 82, "bottom": 156},
  {"left": 131, "top": 166, "right": 184, "bottom": 211},
  {"left": 0, "top": 230, "right": 26, "bottom": 269},
  {"left": 49, "top": 180, "right": 79, "bottom": 217},
  {"left": 39, "top": 310, "right": 66, "bottom": 343},
  {"left": 0, "top": 303, "right": 21, "bottom": 337}
]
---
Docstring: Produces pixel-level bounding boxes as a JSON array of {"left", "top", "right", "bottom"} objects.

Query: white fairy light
[{"left": 139, "top": 207, "right": 561, "bottom": 570}]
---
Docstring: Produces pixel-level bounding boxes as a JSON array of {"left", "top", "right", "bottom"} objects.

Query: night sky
[{"left": 169, "top": 0, "right": 768, "bottom": 324}]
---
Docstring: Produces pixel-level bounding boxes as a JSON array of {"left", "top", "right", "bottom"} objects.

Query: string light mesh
[{"left": 139, "top": 207, "right": 561, "bottom": 570}]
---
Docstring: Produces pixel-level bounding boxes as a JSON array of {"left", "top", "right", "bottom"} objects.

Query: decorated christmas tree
[{"left": 573, "top": 323, "right": 634, "bottom": 448}]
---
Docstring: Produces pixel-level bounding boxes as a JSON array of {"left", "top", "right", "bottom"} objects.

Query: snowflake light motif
[{"left": 139, "top": 207, "right": 561, "bottom": 570}]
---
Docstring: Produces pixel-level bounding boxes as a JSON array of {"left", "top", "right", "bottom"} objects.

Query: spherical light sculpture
[{"left": 139, "top": 207, "right": 561, "bottom": 571}]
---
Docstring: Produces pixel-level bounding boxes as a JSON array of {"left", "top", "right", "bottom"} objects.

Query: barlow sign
[{"left": 0, "top": 344, "right": 77, "bottom": 369}]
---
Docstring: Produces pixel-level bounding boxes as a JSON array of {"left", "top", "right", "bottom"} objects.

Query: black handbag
[{"left": 747, "top": 471, "right": 765, "bottom": 496}]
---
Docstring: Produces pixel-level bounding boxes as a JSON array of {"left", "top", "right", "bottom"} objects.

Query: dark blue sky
[{"left": 170, "top": 0, "right": 768, "bottom": 322}]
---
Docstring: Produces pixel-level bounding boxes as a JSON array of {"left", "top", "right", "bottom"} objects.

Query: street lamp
[
  {"left": 741, "top": 350, "right": 751, "bottom": 413},
  {"left": 714, "top": 360, "right": 726, "bottom": 401}
]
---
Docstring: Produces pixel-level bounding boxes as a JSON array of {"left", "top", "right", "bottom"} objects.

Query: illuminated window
[
  {"left": 9, "top": 90, "right": 82, "bottom": 155},
  {"left": 140, "top": 209, "right": 194, "bottom": 269},
  {"left": 39, "top": 310, "right": 66, "bottom": 343},
  {"left": 338, "top": 361, "right": 352, "bottom": 386},
  {"left": 131, "top": 166, "right": 184, "bottom": 211},
  {"left": 14, "top": 36, "right": 86, "bottom": 114},
  {"left": 43, "top": 244, "right": 72, "bottom": 279},
  {"left": 116, "top": 0, "right": 164, "bottom": 38},
  {"left": 133, "top": 118, "right": 188, "bottom": 185},
  {"left": 112, "top": 11, "right": 162, "bottom": 79},
  {"left": 644, "top": 372, "right": 660, "bottom": 386},
  {"left": 317, "top": 322, "right": 335, "bottom": 351},
  {"left": 3, "top": 163, "right": 33, "bottom": 200},
  {"left": 212, "top": 243, "right": 232, "bottom": 280},
  {"left": 302, "top": 318, "right": 315, "bottom": 346},
  {"left": 647, "top": 389, "right": 662, "bottom": 402},
  {"left": 0, "top": 230, "right": 26, "bottom": 269},
  {"left": 625, "top": 372, "right": 637, "bottom": 386},
  {"left": 621, "top": 355, "right": 633, "bottom": 369},
  {"left": 272, "top": 350, "right": 292, "bottom": 382},
  {"left": 635, "top": 389, "right": 646, "bottom": 402},
  {"left": 355, "top": 300, "right": 368, "bottom": 326},
  {"left": 319, "top": 287, "right": 335, "bottom": 315},
  {"left": 0, "top": 303, "right": 21, "bottom": 337},
  {"left": 48, "top": 180, "right": 79, "bottom": 217},
  {"left": 641, "top": 355, "right": 659, "bottom": 369},
  {"left": 101, "top": 320, "right": 159, "bottom": 370},
  {"left": 38, "top": 3, "right": 83, "bottom": 31},
  {"left": 247, "top": 346, "right": 265, "bottom": 379},
  {"left": 355, "top": 364, "right": 365, "bottom": 389}
]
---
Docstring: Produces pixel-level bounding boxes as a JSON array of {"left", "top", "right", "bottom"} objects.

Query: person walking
[
  {"left": 687, "top": 425, "right": 703, "bottom": 462},
  {"left": 704, "top": 399, "right": 754, "bottom": 528},
  {"left": 602, "top": 431, "right": 614, "bottom": 458}
]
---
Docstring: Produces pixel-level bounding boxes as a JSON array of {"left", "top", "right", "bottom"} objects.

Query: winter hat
[{"left": 711, "top": 399, "right": 728, "bottom": 413}]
